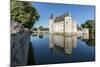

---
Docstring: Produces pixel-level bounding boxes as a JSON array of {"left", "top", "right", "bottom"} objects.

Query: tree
[
  {"left": 81, "top": 20, "right": 95, "bottom": 34},
  {"left": 85, "top": 20, "right": 95, "bottom": 28},
  {"left": 39, "top": 26, "right": 43, "bottom": 31},
  {"left": 81, "top": 20, "right": 95, "bottom": 28},
  {"left": 11, "top": 0, "right": 40, "bottom": 29},
  {"left": 77, "top": 25, "right": 82, "bottom": 30},
  {"left": 81, "top": 24, "right": 88, "bottom": 28}
]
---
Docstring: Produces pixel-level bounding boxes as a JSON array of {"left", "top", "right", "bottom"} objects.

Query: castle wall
[
  {"left": 49, "top": 19, "right": 54, "bottom": 34},
  {"left": 65, "top": 16, "right": 72, "bottom": 34},
  {"left": 53, "top": 21, "right": 64, "bottom": 33},
  {"left": 82, "top": 28, "right": 89, "bottom": 34},
  {"left": 72, "top": 21, "right": 77, "bottom": 34},
  {"left": 49, "top": 13, "right": 77, "bottom": 35}
]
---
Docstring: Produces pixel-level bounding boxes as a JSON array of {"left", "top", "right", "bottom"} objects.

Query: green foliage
[
  {"left": 85, "top": 20, "right": 95, "bottom": 28},
  {"left": 82, "top": 38, "right": 95, "bottom": 46},
  {"left": 11, "top": 0, "right": 40, "bottom": 29},
  {"left": 81, "top": 20, "right": 95, "bottom": 28},
  {"left": 81, "top": 24, "right": 88, "bottom": 28},
  {"left": 81, "top": 20, "right": 95, "bottom": 34},
  {"left": 39, "top": 26, "right": 43, "bottom": 30},
  {"left": 77, "top": 25, "right": 82, "bottom": 30}
]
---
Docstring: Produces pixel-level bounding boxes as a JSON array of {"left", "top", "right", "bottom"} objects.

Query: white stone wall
[
  {"left": 65, "top": 16, "right": 73, "bottom": 34},
  {"left": 53, "top": 21, "right": 64, "bottom": 33},
  {"left": 49, "top": 14, "right": 77, "bottom": 35},
  {"left": 49, "top": 19, "right": 54, "bottom": 34},
  {"left": 82, "top": 28, "right": 89, "bottom": 34},
  {"left": 72, "top": 21, "right": 77, "bottom": 34}
]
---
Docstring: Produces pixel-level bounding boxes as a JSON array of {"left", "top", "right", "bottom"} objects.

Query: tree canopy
[
  {"left": 81, "top": 20, "right": 95, "bottom": 34},
  {"left": 11, "top": 0, "right": 40, "bottom": 29},
  {"left": 81, "top": 20, "right": 95, "bottom": 28}
]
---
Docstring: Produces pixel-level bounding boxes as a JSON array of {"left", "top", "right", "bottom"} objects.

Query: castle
[{"left": 49, "top": 13, "right": 77, "bottom": 35}]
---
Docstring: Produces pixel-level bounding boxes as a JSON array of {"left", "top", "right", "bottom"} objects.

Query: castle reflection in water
[
  {"left": 29, "top": 33, "right": 94, "bottom": 65},
  {"left": 49, "top": 33, "right": 89, "bottom": 55}
]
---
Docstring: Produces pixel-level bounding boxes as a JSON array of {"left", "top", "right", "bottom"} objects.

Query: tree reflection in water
[
  {"left": 30, "top": 33, "right": 95, "bottom": 65},
  {"left": 81, "top": 34, "right": 95, "bottom": 46},
  {"left": 32, "top": 32, "right": 44, "bottom": 39},
  {"left": 49, "top": 33, "right": 95, "bottom": 55}
]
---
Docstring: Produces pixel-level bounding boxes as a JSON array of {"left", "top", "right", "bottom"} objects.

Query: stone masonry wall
[{"left": 11, "top": 22, "right": 31, "bottom": 66}]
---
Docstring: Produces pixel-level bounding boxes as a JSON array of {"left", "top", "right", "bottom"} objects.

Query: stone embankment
[{"left": 11, "top": 22, "right": 31, "bottom": 66}]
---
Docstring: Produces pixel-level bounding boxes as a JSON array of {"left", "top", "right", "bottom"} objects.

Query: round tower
[{"left": 49, "top": 14, "right": 54, "bottom": 34}]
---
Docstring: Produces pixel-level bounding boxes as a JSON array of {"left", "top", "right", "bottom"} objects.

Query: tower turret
[
  {"left": 50, "top": 14, "right": 53, "bottom": 19},
  {"left": 49, "top": 14, "right": 54, "bottom": 34}
]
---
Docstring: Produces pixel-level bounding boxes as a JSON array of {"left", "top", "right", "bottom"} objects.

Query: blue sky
[{"left": 32, "top": 2, "right": 95, "bottom": 28}]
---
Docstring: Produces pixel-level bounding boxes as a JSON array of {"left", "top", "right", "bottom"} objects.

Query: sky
[{"left": 32, "top": 2, "right": 95, "bottom": 28}]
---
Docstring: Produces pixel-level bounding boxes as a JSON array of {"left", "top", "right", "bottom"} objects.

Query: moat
[{"left": 30, "top": 33, "right": 95, "bottom": 65}]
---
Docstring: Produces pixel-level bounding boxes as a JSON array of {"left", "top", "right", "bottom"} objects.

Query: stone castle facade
[{"left": 49, "top": 13, "right": 77, "bottom": 35}]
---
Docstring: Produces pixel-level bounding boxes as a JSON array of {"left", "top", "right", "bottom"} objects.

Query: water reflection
[
  {"left": 11, "top": 32, "right": 95, "bottom": 66},
  {"left": 81, "top": 34, "right": 95, "bottom": 46},
  {"left": 30, "top": 33, "right": 95, "bottom": 64},
  {"left": 32, "top": 32, "right": 44, "bottom": 39},
  {"left": 77, "top": 33, "right": 89, "bottom": 40},
  {"left": 49, "top": 34, "right": 77, "bottom": 55},
  {"left": 81, "top": 33, "right": 89, "bottom": 39},
  {"left": 49, "top": 33, "right": 95, "bottom": 55}
]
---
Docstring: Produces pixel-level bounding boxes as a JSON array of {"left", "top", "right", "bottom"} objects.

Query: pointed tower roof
[{"left": 50, "top": 14, "right": 53, "bottom": 19}]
